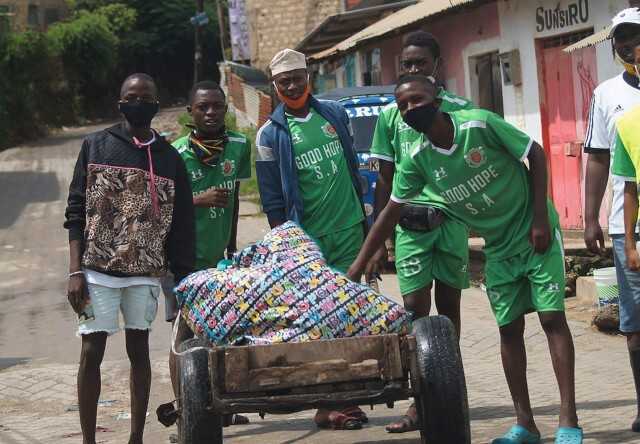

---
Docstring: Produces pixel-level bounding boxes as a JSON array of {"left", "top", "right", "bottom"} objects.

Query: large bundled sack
[{"left": 175, "top": 221, "right": 410, "bottom": 345}]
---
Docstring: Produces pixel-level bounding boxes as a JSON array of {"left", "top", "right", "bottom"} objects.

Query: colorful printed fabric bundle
[{"left": 175, "top": 221, "right": 410, "bottom": 345}]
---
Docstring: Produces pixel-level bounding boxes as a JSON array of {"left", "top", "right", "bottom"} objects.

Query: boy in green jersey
[
  {"left": 370, "top": 31, "right": 473, "bottom": 433},
  {"left": 348, "top": 75, "right": 582, "bottom": 444},
  {"left": 173, "top": 81, "right": 251, "bottom": 270},
  {"left": 257, "top": 49, "right": 365, "bottom": 275},
  {"left": 168, "top": 81, "right": 251, "bottom": 428},
  {"left": 611, "top": 102, "right": 640, "bottom": 432},
  {"left": 256, "top": 49, "right": 367, "bottom": 430}
]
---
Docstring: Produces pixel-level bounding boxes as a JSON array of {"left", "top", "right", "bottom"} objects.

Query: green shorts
[
  {"left": 484, "top": 227, "right": 565, "bottom": 327},
  {"left": 315, "top": 223, "right": 365, "bottom": 274},
  {"left": 395, "top": 218, "right": 470, "bottom": 296}
]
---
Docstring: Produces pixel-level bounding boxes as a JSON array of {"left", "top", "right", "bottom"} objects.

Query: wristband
[{"left": 69, "top": 271, "right": 84, "bottom": 278}]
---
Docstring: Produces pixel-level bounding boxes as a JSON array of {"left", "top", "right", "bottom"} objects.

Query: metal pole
[
  {"left": 217, "top": 0, "right": 228, "bottom": 61},
  {"left": 194, "top": 0, "right": 204, "bottom": 84}
]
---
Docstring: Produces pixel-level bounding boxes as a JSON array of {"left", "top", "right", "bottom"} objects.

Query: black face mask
[
  {"left": 118, "top": 101, "right": 159, "bottom": 128},
  {"left": 403, "top": 104, "right": 438, "bottom": 134}
]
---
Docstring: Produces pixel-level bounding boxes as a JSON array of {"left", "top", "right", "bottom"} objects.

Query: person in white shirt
[{"left": 584, "top": 7, "right": 640, "bottom": 432}]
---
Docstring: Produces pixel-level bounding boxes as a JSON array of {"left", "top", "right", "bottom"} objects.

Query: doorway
[
  {"left": 469, "top": 51, "right": 504, "bottom": 116},
  {"left": 537, "top": 29, "right": 596, "bottom": 230}
]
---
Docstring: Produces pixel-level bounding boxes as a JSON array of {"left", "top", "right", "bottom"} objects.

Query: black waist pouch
[{"left": 398, "top": 204, "right": 446, "bottom": 232}]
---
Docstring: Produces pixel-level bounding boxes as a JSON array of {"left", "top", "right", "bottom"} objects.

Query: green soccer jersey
[
  {"left": 391, "top": 109, "right": 558, "bottom": 260},
  {"left": 612, "top": 132, "right": 636, "bottom": 180},
  {"left": 173, "top": 131, "right": 251, "bottom": 269},
  {"left": 287, "top": 111, "right": 363, "bottom": 238},
  {"left": 371, "top": 88, "right": 473, "bottom": 205}
]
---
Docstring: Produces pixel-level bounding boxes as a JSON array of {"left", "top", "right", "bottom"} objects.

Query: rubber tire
[
  {"left": 177, "top": 338, "right": 223, "bottom": 444},
  {"left": 412, "top": 315, "right": 470, "bottom": 444}
]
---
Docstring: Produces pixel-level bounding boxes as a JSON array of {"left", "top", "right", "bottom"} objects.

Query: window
[
  {"left": 362, "top": 48, "right": 381, "bottom": 86},
  {"left": 344, "top": 54, "right": 356, "bottom": 87},
  {"left": 350, "top": 115, "right": 379, "bottom": 152},
  {"left": 27, "top": 4, "right": 39, "bottom": 28}
]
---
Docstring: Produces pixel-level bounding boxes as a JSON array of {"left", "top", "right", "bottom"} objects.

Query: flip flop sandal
[
  {"left": 385, "top": 414, "right": 420, "bottom": 433},
  {"left": 342, "top": 406, "right": 369, "bottom": 424},
  {"left": 315, "top": 411, "right": 362, "bottom": 430},
  {"left": 555, "top": 427, "right": 583, "bottom": 444},
  {"left": 223, "top": 413, "right": 250, "bottom": 427},
  {"left": 491, "top": 425, "right": 541, "bottom": 444}
]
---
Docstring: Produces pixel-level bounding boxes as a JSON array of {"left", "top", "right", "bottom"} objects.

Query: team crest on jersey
[
  {"left": 222, "top": 159, "right": 235, "bottom": 176},
  {"left": 464, "top": 146, "right": 487, "bottom": 168},
  {"left": 321, "top": 122, "right": 338, "bottom": 138}
]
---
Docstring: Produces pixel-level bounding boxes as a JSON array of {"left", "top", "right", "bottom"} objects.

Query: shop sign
[{"left": 536, "top": 0, "right": 589, "bottom": 32}]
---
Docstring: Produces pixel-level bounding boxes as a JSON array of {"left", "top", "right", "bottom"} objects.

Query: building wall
[
  {"left": 496, "top": 0, "right": 627, "bottom": 139},
  {"left": 497, "top": 0, "right": 629, "bottom": 229},
  {"left": 428, "top": 1, "right": 501, "bottom": 96},
  {"left": 246, "top": 0, "right": 342, "bottom": 71},
  {"left": 351, "top": 0, "right": 627, "bottom": 140},
  {"left": 309, "top": 0, "right": 634, "bottom": 228},
  {"left": 0, "top": 0, "right": 68, "bottom": 31},
  {"left": 391, "top": 0, "right": 625, "bottom": 228},
  {"left": 347, "top": 2, "right": 500, "bottom": 90},
  {"left": 313, "top": 0, "right": 637, "bottom": 230},
  {"left": 221, "top": 65, "right": 273, "bottom": 129},
  {"left": 379, "top": 35, "right": 402, "bottom": 84}
]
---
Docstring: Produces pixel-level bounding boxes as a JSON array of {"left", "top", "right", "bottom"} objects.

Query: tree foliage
[
  {"left": 93, "top": 3, "right": 137, "bottom": 35},
  {"left": 47, "top": 9, "right": 120, "bottom": 115},
  {"left": 0, "top": 0, "right": 223, "bottom": 148},
  {"left": 69, "top": 0, "right": 223, "bottom": 98},
  {"left": 0, "top": 31, "right": 63, "bottom": 141}
]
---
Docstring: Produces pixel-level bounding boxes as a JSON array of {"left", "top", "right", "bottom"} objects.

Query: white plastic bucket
[{"left": 593, "top": 267, "right": 619, "bottom": 307}]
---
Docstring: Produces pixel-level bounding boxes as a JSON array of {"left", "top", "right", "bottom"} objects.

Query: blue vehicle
[{"left": 317, "top": 86, "right": 395, "bottom": 227}]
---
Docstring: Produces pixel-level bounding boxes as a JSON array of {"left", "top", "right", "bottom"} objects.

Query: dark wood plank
[
  {"left": 382, "top": 335, "right": 403, "bottom": 380},
  {"left": 239, "top": 358, "right": 380, "bottom": 391},
  {"left": 240, "top": 334, "right": 398, "bottom": 368},
  {"left": 223, "top": 347, "right": 249, "bottom": 392}
]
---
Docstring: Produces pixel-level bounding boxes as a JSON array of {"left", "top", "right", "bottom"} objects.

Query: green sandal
[
  {"left": 491, "top": 425, "right": 541, "bottom": 444},
  {"left": 555, "top": 427, "right": 583, "bottom": 444}
]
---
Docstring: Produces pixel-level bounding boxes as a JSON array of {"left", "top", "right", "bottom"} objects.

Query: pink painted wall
[
  {"left": 356, "top": 2, "right": 501, "bottom": 92},
  {"left": 379, "top": 35, "right": 403, "bottom": 85},
  {"left": 422, "top": 1, "right": 501, "bottom": 95}
]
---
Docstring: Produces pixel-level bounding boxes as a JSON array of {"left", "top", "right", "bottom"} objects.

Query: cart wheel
[
  {"left": 412, "top": 315, "right": 470, "bottom": 444},
  {"left": 177, "top": 338, "right": 223, "bottom": 444}
]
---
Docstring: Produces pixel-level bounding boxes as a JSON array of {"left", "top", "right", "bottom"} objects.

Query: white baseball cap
[
  {"left": 269, "top": 49, "right": 307, "bottom": 76},
  {"left": 608, "top": 7, "right": 640, "bottom": 39}
]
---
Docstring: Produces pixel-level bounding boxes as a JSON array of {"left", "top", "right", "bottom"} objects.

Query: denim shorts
[
  {"left": 77, "top": 283, "right": 160, "bottom": 336},
  {"left": 611, "top": 235, "right": 640, "bottom": 333}
]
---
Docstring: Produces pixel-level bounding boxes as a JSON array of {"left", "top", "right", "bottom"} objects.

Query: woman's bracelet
[{"left": 69, "top": 271, "right": 84, "bottom": 278}]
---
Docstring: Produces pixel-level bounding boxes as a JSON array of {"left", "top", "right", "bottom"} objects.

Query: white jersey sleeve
[{"left": 584, "top": 88, "right": 610, "bottom": 152}]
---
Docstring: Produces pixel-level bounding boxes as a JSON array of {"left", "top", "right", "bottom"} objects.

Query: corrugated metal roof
[
  {"left": 309, "top": 0, "right": 474, "bottom": 61},
  {"left": 563, "top": 26, "right": 611, "bottom": 53},
  {"left": 296, "top": 1, "right": 417, "bottom": 54}
]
